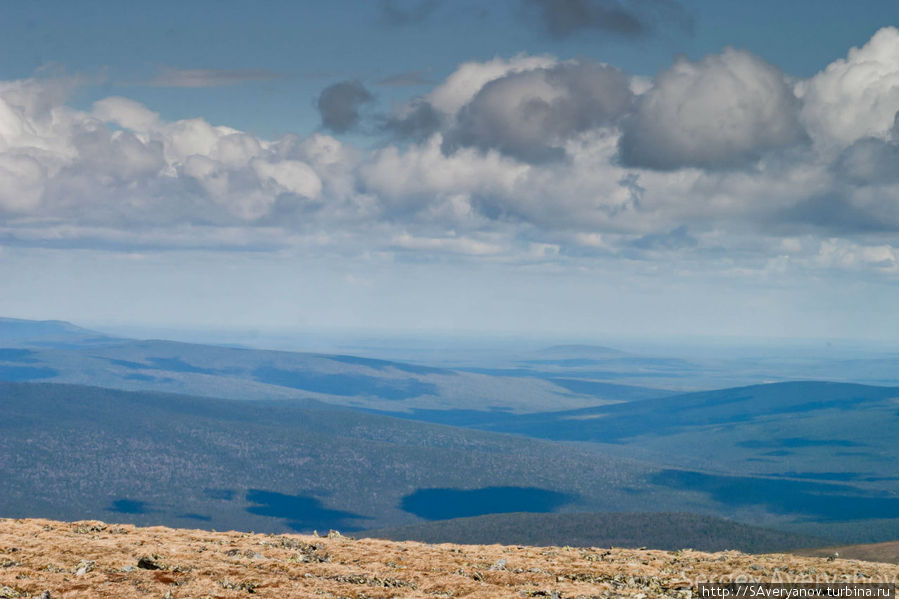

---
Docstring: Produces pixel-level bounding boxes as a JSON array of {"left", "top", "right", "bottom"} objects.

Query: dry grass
[
  {"left": 1, "top": 518, "right": 898, "bottom": 598},
  {"left": 796, "top": 541, "right": 899, "bottom": 565}
]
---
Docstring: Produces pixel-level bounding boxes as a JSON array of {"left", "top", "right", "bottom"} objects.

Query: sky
[{"left": 2, "top": 0, "right": 899, "bottom": 342}]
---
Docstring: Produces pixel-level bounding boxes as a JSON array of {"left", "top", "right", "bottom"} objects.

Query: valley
[{"left": 2, "top": 318, "right": 899, "bottom": 549}]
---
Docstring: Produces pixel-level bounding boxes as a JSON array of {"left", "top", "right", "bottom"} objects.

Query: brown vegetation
[
  {"left": 1, "top": 518, "right": 898, "bottom": 598},
  {"left": 796, "top": 541, "right": 899, "bottom": 565}
]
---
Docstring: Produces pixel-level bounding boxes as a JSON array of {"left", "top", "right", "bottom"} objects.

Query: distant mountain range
[
  {"left": 0, "top": 317, "right": 665, "bottom": 413},
  {"left": 3, "top": 316, "right": 899, "bottom": 546},
  {"left": 0, "top": 316, "right": 117, "bottom": 347}
]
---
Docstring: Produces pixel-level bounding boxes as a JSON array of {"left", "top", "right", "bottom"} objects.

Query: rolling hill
[
  {"left": 4, "top": 318, "right": 899, "bottom": 544},
  {"left": 381, "top": 382, "right": 899, "bottom": 480},
  {"left": 0, "top": 380, "right": 684, "bottom": 534},
  {"left": 0, "top": 317, "right": 118, "bottom": 348},
  {"left": 373, "top": 381, "right": 899, "bottom": 543},
  {"left": 0, "top": 318, "right": 666, "bottom": 413}
]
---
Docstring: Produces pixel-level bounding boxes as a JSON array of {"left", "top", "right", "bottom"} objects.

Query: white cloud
[
  {"left": 162, "top": 118, "right": 240, "bottom": 164},
  {"left": 390, "top": 232, "right": 503, "bottom": 255},
  {"left": 619, "top": 48, "right": 804, "bottom": 169},
  {"left": 0, "top": 79, "right": 346, "bottom": 230},
  {"left": 211, "top": 133, "right": 265, "bottom": 169},
  {"left": 361, "top": 134, "right": 529, "bottom": 208},
  {"left": 0, "top": 97, "right": 31, "bottom": 148},
  {"left": 798, "top": 27, "right": 899, "bottom": 148},
  {"left": 387, "top": 55, "right": 564, "bottom": 143},
  {"left": 572, "top": 232, "right": 606, "bottom": 249},
  {"left": 426, "top": 54, "right": 557, "bottom": 116},
  {"left": 443, "top": 60, "right": 633, "bottom": 163},
  {"left": 92, "top": 97, "right": 160, "bottom": 132},
  {"left": 0, "top": 153, "right": 45, "bottom": 212},
  {"left": 2, "top": 28, "right": 899, "bottom": 279},
  {"left": 0, "top": 77, "right": 74, "bottom": 122},
  {"left": 815, "top": 239, "right": 899, "bottom": 272},
  {"left": 72, "top": 127, "right": 165, "bottom": 180},
  {"left": 252, "top": 159, "right": 322, "bottom": 198}
]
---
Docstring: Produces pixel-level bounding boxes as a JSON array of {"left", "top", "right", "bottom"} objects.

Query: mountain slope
[
  {"left": 0, "top": 322, "right": 662, "bottom": 412},
  {"left": 371, "top": 381, "right": 899, "bottom": 543},
  {"left": 1, "top": 518, "right": 892, "bottom": 599},
  {"left": 362, "top": 512, "right": 828, "bottom": 553},
  {"left": 388, "top": 381, "right": 899, "bottom": 483},
  {"left": 0, "top": 381, "right": 677, "bottom": 533},
  {"left": 5, "top": 378, "right": 899, "bottom": 541},
  {"left": 795, "top": 540, "right": 899, "bottom": 564},
  {"left": 0, "top": 317, "right": 116, "bottom": 348}
]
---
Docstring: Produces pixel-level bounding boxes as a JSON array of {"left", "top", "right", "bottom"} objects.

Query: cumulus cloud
[
  {"left": 252, "top": 159, "right": 322, "bottom": 199},
  {"left": 0, "top": 76, "right": 337, "bottom": 233},
  {"left": 361, "top": 134, "right": 529, "bottom": 215},
  {"left": 442, "top": 60, "right": 633, "bottom": 163},
  {"left": 426, "top": 55, "right": 557, "bottom": 117},
  {"left": 798, "top": 27, "right": 899, "bottom": 148},
  {"left": 70, "top": 127, "right": 165, "bottom": 181},
  {"left": 4, "top": 27, "right": 899, "bottom": 277},
  {"left": 619, "top": 48, "right": 804, "bottom": 170},
  {"left": 778, "top": 194, "right": 891, "bottom": 234},
  {"left": 317, "top": 81, "right": 374, "bottom": 133},
  {"left": 0, "top": 154, "right": 45, "bottom": 212},
  {"left": 522, "top": 0, "right": 692, "bottom": 39},
  {"left": 835, "top": 133, "right": 899, "bottom": 185},
  {"left": 92, "top": 97, "right": 160, "bottom": 131},
  {"left": 363, "top": 127, "right": 645, "bottom": 231},
  {"left": 382, "top": 99, "right": 443, "bottom": 141},
  {"left": 0, "top": 76, "right": 76, "bottom": 122}
]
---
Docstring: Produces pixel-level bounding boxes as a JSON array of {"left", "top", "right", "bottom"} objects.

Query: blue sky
[
  {"left": 3, "top": 0, "right": 897, "bottom": 135},
  {"left": 2, "top": 1, "right": 899, "bottom": 341}
]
